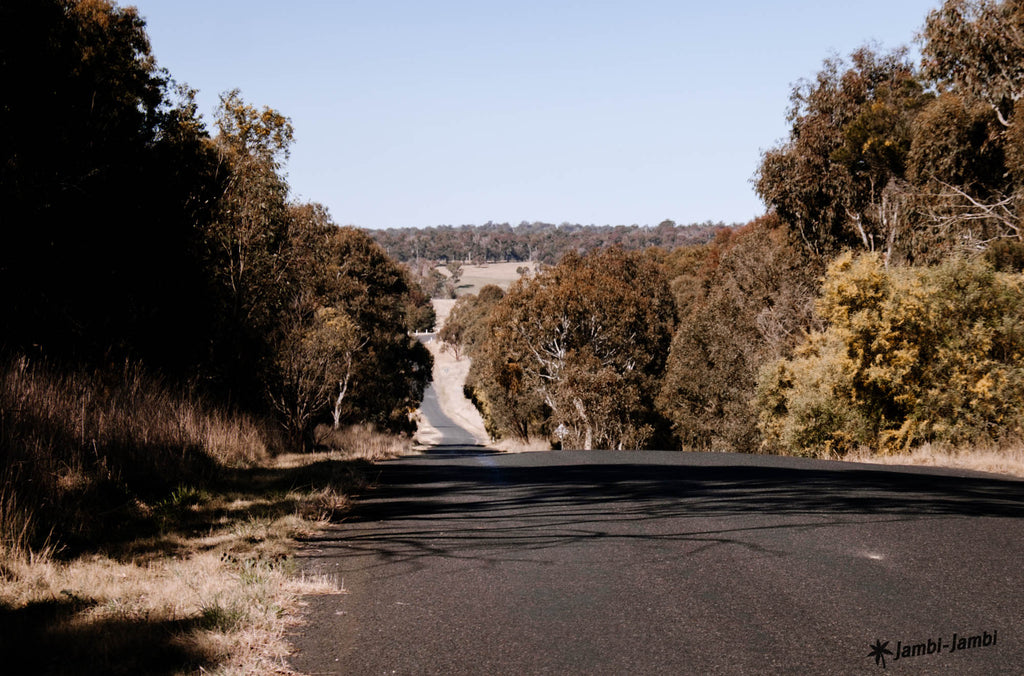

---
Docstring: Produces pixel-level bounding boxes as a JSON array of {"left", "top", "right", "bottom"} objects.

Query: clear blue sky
[{"left": 131, "top": 0, "right": 941, "bottom": 229}]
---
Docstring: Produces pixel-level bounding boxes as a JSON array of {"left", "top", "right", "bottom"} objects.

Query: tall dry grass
[
  {"left": 312, "top": 422, "right": 413, "bottom": 460},
  {"left": 0, "top": 354, "right": 274, "bottom": 557},
  {"left": 0, "top": 354, "right": 403, "bottom": 673},
  {"left": 847, "top": 443, "right": 1024, "bottom": 478}
]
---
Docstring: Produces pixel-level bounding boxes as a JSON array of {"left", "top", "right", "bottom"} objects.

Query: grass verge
[
  {"left": 846, "top": 444, "right": 1024, "bottom": 478},
  {"left": 0, "top": 355, "right": 409, "bottom": 674}
]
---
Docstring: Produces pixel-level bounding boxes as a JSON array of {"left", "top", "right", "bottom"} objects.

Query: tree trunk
[
  {"left": 573, "top": 397, "right": 593, "bottom": 450},
  {"left": 332, "top": 353, "right": 354, "bottom": 430}
]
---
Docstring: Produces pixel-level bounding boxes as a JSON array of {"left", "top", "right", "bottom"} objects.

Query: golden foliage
[{"left": 758, "top": 253, "right": 1024, "bottom": 456}]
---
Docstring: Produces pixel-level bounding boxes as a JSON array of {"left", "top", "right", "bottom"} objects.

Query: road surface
[
  {"left": 416, "top": 379, "right": 480, "bottom": 448},
  {"left": 289, "top": 441, "right": 1024, "bottom": 675},
  {"left": 414, "top": 331, "right": 488, "bottom": 446}
]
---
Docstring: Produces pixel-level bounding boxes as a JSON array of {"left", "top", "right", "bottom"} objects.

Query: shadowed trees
[
  {"left": 269, "top": 223, "right": 431, "bottom": 446},
  {"left": 915, "top": 0, "right": 1024, "bottom": 252},
  {"left": 0, "top": 0, "right": 223, "bottom": 369},
  {"left": 322, "top": 227, "right": 432, "bottom": 434},
  {"left": 0, "top": 0, "right": 430, "bottom": 449}
]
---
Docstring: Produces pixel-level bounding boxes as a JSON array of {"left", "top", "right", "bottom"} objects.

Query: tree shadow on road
[
  {"left": 298, "top": 450, "right": 1024, "bottom": 569},
  {"left": 355, "top": 452, "right": 1024, "bottom": 519}
]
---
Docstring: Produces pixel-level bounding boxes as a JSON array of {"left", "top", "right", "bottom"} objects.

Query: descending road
[
  {"left": 411, "top": 329, "right": 487, "bottom": 446},
  {"left": 417, "top": 379, "right": 480, "bottom": 447}
]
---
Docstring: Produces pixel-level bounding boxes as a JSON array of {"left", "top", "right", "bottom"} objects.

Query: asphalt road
[{"left": 288, "top": 443, "right": 1024, "bottom": 675}]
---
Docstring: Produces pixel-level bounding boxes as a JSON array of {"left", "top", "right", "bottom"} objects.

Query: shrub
[{"left": 758, "top": 253, "right": 1024, "bottom": 456}]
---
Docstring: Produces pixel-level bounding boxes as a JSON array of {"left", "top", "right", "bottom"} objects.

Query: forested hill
[{"left": 367, "top": 220, "right": 733, "bottom": 265}]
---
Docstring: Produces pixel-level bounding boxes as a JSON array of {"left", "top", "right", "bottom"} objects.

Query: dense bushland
[
  {"left": 657, "top": 218, "right": 821, "bottom": 452},
  {"left": 758, "top": 253, "right": 1024, "bottom": 456},
  {"left": 745, "top": 0, "right": 1024, "bottom": 456},
  {"left": 448, "top": 0, "right": 1024, "bottom": 458},
  {"left": 0, "top": 0, "right": 430, "bottom": 559}
]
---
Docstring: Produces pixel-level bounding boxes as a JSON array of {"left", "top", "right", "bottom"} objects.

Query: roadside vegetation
[
  {"left": 0, "top": 354, "right": 410, "bottom": 674},
  {"left": 2, "top": 1, "right": 425, "bottom": 673},
  {"left": 439, "top": 0, "right": 1024, "bottom": 478}
]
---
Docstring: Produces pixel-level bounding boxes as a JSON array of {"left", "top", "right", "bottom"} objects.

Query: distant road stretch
[
  {"left": 414, "top": 331, "right": 483, "bottom": 448},
  {"left": 416, "top": 379, "right": 479, "bottom": 447}
]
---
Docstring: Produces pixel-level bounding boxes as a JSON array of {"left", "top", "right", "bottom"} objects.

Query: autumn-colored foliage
[
  {"left": 656, "top": 218, "right": 820, "bottom": 451},
  {"left": 758, "top": 253, "right": 1024, "bottom": 456},
  {"left": 469, "top": 248, "right": 676, "bottom": 449}
]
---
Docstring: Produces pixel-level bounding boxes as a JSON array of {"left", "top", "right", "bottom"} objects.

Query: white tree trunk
[
  {"left": 574, "top": 397, "right": 593, "bottom": 450},
  {"left": 332, "top": 352, "right": 354, "bottom": 430}
]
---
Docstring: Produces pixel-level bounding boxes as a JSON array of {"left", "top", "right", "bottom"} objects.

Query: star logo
[{"left": 869, "top": 639, "right": 894, "bottom": 668}]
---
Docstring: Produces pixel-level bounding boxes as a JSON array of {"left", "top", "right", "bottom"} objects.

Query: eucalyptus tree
[
  {"left": 756, "top": 47, "right": 931, "bottom": 264},
  {"left": 916, "top": 0, "right": 1024, "bottom": 252},
  {"left": 476, "top": 248, "right": 675, "bottom": 450}
]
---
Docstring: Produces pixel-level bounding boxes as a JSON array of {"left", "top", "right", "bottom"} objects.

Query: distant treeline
[{"left": 368, "top": 220, "right": 732, "bottom": 265}]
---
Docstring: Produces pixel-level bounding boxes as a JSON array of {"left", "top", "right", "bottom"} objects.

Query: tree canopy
[
  {"left": 0, "top": 0, "right": 431, "bottom": 447},
  {"left": 468, "top": 248, "right": 675, "bottom": 450}
]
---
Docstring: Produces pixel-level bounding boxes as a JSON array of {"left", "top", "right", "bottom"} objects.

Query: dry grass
[
  {"left": 0, "top": 354, "right": 409, "bottom": 674},
  {"left": 846, "top": 444, "right": 1024, "bottom": 478},
  {"left": 0, "top": 547, "right": 338, "bottom": 675},
  {"left": 0, "top": 355, "right": 273, "bottom": 555},
  {"left": 442, "top": 261, "right": 538, "bottom": 296},
  {"left": 312, "top": 423, "right": 413, "bottom": 460},
  {"left": 0, "top": 450, "right": 363, "bottom": 675}
]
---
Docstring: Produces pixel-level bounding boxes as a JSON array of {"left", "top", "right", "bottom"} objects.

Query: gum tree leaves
[
  {"left": 475, "top": 248, "right": 675, "bottom": 450},
  {"left": 755, "top": 47, "right": 930, "bottom": 263}
]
